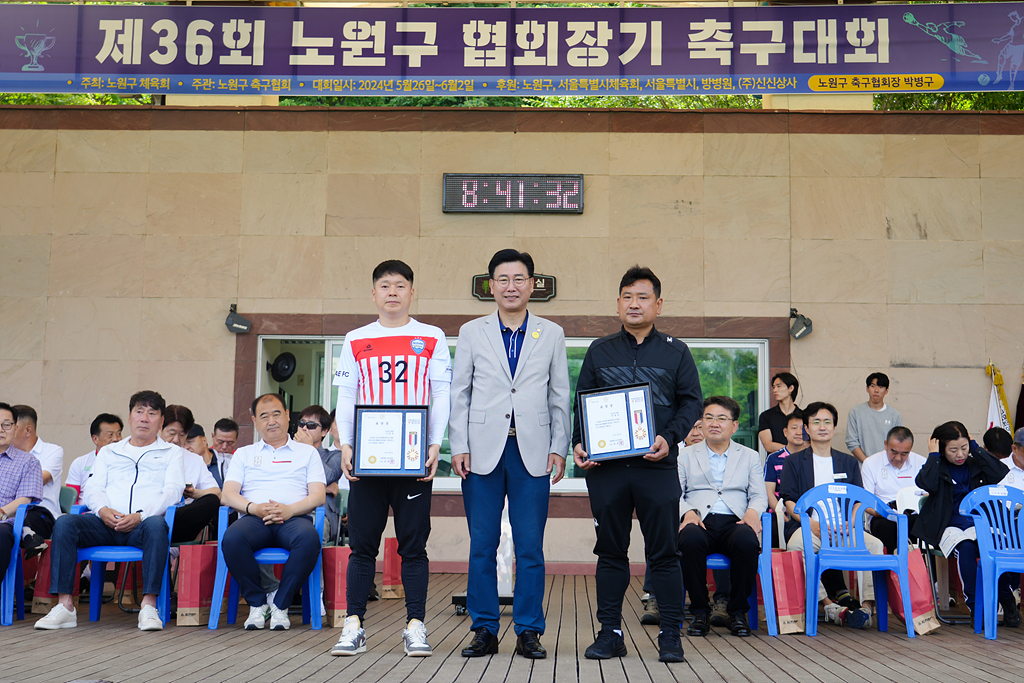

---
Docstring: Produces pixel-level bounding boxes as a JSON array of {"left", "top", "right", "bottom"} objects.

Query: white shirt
[
  {"left": 333, "top": 318, "right": 452, "bottom": 447},
  {"left": 999, "top": 457, "right": 1024, "bottom": 492},
  {"left": 226, "top": 438, "right": 326, "bottom": 508},
  {"left": 182, "top": 450, "right": 220, "bottom": 504},
  {"left": 812, "top": 453, "right": 835, "bottom": 487},
  {"left": 66, "top": 450, "right": 98, "bottom": 490},
  {"left": 82, "top": 436, "right": 185, "bottom": 521},
  {"left": 861, "top": 449, "right": 927, "bottom": 504},
  {"left": 30, "top": 438, "right": 64, "bottom": 518}
]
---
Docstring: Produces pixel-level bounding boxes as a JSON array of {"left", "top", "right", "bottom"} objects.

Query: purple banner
[{"left": 1, "top": 3, "right": 1022, "bottom": 96}]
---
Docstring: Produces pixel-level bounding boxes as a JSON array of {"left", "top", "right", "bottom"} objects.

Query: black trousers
[
  {"left": 24, "top": 506, "right": 55, "bottom": 539},
  {"left": 586, "top": 465, "right": 682, "bottom": 631},
  {"left": 678, "top": 513, "right": 760, "bottom": 616},
  {"left": 170, "top": 494, "right": 220, "bottom": 544},
  {"left": 869, "top": 513, "right": 919, "bottom": 555},
  {"left": 346, "top": 476, "right": 432, "bottom": 623}
]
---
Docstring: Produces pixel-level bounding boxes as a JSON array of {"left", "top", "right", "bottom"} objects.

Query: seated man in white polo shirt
[
  {"left": 220, "top": 393, "right": 326, "bottom": 631},
  {"left": 861, "top": 426, "right": 926, "bottom": 554}
]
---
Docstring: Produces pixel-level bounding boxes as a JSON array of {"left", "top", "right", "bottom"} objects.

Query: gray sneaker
[
  {"left": 710, "top": 596, "right": 729, "bottom": 627},
  {"left": 403, "top": 619, "right": 433, "bottom": 656},
  {"left": 640, "top": 595, "right": 661, "bottom": 625},
  {"left": 332, "top": 616, "right": 367, "bottom": 656}
]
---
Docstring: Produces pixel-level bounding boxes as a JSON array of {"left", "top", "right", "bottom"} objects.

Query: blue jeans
[
  {"left": 463, "top": 437, "right": 550, "bottom": 636},
  {"left": 49, "top": 513, "right": 169, "bottom": 595},
  {"left": 222, "top": 515, "right": 320, "bottom": 610}
]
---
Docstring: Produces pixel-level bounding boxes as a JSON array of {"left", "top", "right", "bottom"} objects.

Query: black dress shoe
[
  {"left": 728, "top": 612, "right": 751, "bottom": 637},
  {"left": 686, "top": 612, "right": 709, "bottom": 637},
  {"left": 461, "top": 627, "right": 499, "bottom": 657},
  {"left": 515, "top": 629, "right": 547, "bottom": 659}
]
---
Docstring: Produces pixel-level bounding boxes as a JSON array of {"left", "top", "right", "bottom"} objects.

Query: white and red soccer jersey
[{"left": 334, "top": 319, "right": 452, "bottom": 445}]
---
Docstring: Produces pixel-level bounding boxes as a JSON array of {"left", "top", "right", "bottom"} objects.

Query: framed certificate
[
  {"left": 353, "top": 405, "right": 428, "bottom": 477},
  {"left": 579, "top": 382, "right": 656, "bottom": 462}
]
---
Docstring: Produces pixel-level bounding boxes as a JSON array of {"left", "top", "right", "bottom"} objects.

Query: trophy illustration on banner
[{"left": 15, "top": 33, "right": 56, "bottom": 72}]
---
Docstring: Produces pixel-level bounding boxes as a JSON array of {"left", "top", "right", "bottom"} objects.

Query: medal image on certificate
[
  {"left": 353, "top": 405, "right": 429, "bottom": 477},
  {"left": 579, "top": 382, "right": 657, "bottom": 462}
]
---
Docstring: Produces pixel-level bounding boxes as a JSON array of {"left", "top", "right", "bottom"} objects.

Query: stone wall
[{"left": 1, "top": 107, "right": 1022, "bottom": 565}]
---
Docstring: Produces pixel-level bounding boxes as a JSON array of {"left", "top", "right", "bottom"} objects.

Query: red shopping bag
[
  {"left": 887, "top": 548, "right": 941, "bottom": 634},
  {"left": 32, "top": 540, "right": 81, "bottom": 614},
  {"left": 772, "top": 549, "right": 806, "bottom": 634},
  {"left": 176, "top": 544, "right": 220, "bottom": 626},
  {"left": 323, "top": 546, "right": 351, "bottom": 627},
  {"left": 382, "top": 537, "right": 404, "bottom": 599}
]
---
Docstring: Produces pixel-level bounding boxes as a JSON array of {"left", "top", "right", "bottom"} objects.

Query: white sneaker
[
  {"left": 138, "top": 605, "right": 164, "bottom": 631},
  {"left": 269, "top": 604, "right": 290, "bottom": 631},
  {"left": 331, "top": 616, "right": 367, "bottom": 656},
  {"left": 244, "top": 604, "right": 269, "bottom": 630},
  {"left": 34, "top": 603, "right": 77, "bottom": 630},
  {"left": 403, "top": 619, "right": 432, "bottom": 657},
  {"left": 824, "top": 602, "right": 843, "bottom": 625}
]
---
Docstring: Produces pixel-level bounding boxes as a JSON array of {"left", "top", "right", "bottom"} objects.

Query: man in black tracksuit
[{"left": 572, "top": 265, "right": 703, "bottom": 663}]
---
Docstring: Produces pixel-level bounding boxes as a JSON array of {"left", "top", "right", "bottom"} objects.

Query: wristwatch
[{"left": 0, "top": 511, "right": 7, "bottom": 521}]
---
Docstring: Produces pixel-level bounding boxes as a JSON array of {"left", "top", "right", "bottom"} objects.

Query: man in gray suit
[
  {"left": 678, "top": 396, "right": 767, "bottom": 637},
  {"left": 449, "top": 249, "right": 571, "bottom": 659}
]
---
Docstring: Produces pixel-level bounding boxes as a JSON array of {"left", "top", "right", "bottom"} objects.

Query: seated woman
[{"left": 913, "top": 420, "right": 1018, "bottom": 625}]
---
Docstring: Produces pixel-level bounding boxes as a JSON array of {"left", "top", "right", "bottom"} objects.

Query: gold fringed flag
[{"left": 987, "top": 363, "right": 1013, "bottom": 433}]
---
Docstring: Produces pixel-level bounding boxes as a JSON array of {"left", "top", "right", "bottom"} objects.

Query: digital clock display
[{"left": 442, "top": 174, "right": 584, "bottom": 214}]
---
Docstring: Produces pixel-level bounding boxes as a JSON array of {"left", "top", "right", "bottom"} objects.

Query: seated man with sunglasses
[{"left": 293, "top": 405, "right": 344, "bottom": 543}]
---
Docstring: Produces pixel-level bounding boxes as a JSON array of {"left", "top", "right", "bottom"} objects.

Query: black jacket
[
  {"left": 778, "top": 447, "right": 863, "bottom": 541},
  {"left": 912, "top": 442, "right": 1008, "bottom": 547},
  {"left": 571, "top": 325, "right": 703, "bottom": 470}
]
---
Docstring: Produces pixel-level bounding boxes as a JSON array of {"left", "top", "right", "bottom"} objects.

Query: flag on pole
[
  {"left": 1015, "top": 361, "right": 1024, "bottom": 435},
  {"left": 986, "top": 363, "right": 1012, "bottom": 433}
]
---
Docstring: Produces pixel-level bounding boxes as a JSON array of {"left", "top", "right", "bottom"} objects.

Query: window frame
[{"left": 257, "top": 334, "right": 770, "bottom": 494}]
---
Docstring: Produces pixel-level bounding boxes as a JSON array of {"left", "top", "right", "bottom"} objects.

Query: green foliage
[
  {"left": 875, "top": 91, "right": 1024, "bottom": 111},
  {"left": 0, "top": 92, "right": 151, "bottom": 105}
]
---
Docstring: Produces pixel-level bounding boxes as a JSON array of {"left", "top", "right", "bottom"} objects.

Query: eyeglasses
[
  {"left": 493, "top": 276, "right": 530, "bottom": 288},
  {"left": 0, "top": 422, "right": 13, "bottom": 431},
  {"left": 702, "top": 414, "right": 734, "bottom": 424},
  {"left": 298, "top": 421, "right": 324, "bottom": 431},
  {"left": 809, "top": 419, "right": 834, "bottom": 427}
]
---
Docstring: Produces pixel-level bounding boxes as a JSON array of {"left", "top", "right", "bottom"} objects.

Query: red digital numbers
[{"left": 462, "top": 180, "right": 478, "bottom": 207}]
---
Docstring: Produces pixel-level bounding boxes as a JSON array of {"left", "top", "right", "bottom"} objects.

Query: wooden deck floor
[{"left": 4, "top": 574, "right": 1023, "bottom": 683}]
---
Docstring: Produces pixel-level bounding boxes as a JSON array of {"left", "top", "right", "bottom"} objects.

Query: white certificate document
[
  {"left": 404, "top": 412, "right": 422, "bottom": 469},
  {"left": 359, "top": 412, "right": 402, "bottom": 470},
  {"left": 585, "top": 392, "right": 631, "bottom": 455},
  {"left": 628, "top": 389, "right": 651, "bottom": 449}
]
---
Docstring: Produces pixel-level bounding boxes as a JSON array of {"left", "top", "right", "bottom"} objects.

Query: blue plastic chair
[
  {"left": 680, "top": 511, "right": 778, "bottom": 635},
  {"left": 1, "top": 503, "right": 36, "bottom": 625},
  {"left": 793, "top": 483, "right": 914, "bottom": 637},
  {"left": 960, "top": 485, "right": 1024, "bottom": 640},
  {"left": 70, "top": 503, "right": 180, "bottom": 626},
  {"left": 207, "top": 505, "right": 325, "bottom": 630}
]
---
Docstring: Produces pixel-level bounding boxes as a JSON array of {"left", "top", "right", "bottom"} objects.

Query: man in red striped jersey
[{"left": 331, "top": 260, "right": 452, "bottom": 658}]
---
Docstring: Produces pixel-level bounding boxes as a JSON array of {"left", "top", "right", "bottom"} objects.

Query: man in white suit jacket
[
  {"left": 678, "top": 396, "right": 767, "bottom": 638},
  {"left": 449, "top": 249, "right": 571, "bottom": 660}
]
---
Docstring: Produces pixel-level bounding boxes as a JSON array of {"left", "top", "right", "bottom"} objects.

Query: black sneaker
[
  {"left": 21, "top": 533, "right": 48, "bottom": 560},
  {"left": 584, "top": 629, "right": 627, "bottom": 659},
  {"left": 834, "top": 590, "right": 861, "bottom": 611},
  {"left": 1000, "top": 595, "right": 1022, "bottom": 628},
  {"left": 686, "top": 611, "right": 709, "bottom": 637},
  {"left": 657, "top": 630, "right": 685, "bottom": 663}
]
